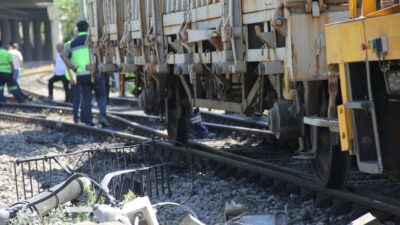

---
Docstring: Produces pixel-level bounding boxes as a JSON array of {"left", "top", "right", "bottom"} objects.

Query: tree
[{"left": 54, "top": 0, "right": 80, "bottom": 42}]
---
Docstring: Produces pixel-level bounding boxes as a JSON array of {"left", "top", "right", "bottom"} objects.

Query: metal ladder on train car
[
  {"left": 303, "top": 62, "right": 384, "bottom": 174},
  {"left": 343, "top": 61, "right": 383, "bottom": 174}
]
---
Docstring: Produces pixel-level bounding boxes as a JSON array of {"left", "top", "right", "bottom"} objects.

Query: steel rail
[
  {"left": 29, "top": 73, "right": 138, "bottom": 107},
  {"left": 22, "top": 77, "right": 268, "bottom": 130},
  {"left": 200, "top": 112, "right": 268, "bottom": 128},
  {"left": 1, "top": 111, "right": 400, "bottom": 217},
  {"left": 0, "top": 111, "right": 149, "bottom": 142},
  {"left": 158, "top": 142, "right": 400, "bottom": 217},
  {"left": 0, "top": 102, "right": 273, "bottom": 138},
  {"left": 26, "top": 70, "right": 268, "bottom": 128}
]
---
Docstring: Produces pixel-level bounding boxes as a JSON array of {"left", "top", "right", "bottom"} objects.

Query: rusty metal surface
[{"left": 87, "top": 0, "right": 349, "bottom": 113}]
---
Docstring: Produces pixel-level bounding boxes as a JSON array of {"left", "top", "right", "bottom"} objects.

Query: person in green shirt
[
  {"left": 64, "top": 39, "right": 82, "bottom": 123},
  {"left": 0, "top": 40, "right": 25, "bottom": 103},
  {"left": 62, "top": 20, "right": 109, "bottom": 127}
]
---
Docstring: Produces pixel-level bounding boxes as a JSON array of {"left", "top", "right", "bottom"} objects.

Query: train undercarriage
[{"left": 85, "top": 0, "right": 400, "bottom": 188}]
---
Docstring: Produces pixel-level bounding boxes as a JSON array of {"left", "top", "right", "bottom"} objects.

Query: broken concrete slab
[
  {"left": 348, "top": 213, "right": 380, "bottom": 225},
  {"left": 122, "top": 196, "right": 159, "bottom": 225},
  {"left": 93, "top": 204, "right": 131, "bottom": 225}
]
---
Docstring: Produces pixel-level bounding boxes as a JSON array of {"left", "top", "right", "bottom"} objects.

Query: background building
[{"left": 0, "top": 0, "right": 62, "bottom": 62}]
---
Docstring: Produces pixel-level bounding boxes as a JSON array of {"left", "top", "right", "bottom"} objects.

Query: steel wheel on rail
[{"left": 312, "top": 127, "right": 351, "bottom": 188}]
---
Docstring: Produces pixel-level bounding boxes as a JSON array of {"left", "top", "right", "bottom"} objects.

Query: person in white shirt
[
  {"left": 48, "top": 43, "right": 70, "bottom": 102},
  {"left": 8, "top": 43, "right": 23, "bottom": 84}
]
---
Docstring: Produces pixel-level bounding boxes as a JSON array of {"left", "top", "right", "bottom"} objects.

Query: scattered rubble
[
  {"left": 0, "top": 120, "right": 395, "bottom": 225},
  {"left": 152, "top": 169, "right": 352, "bottom": 225},
  {"left": 0, "top": 120, "right": 118, "bottom": 208}
]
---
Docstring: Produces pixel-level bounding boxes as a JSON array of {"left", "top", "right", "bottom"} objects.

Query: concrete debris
[
  {"left": 348, "top": 213, "right": 380, "bottom": 225},
  {"left": 179, "top": 214, "right": 206, "bottom": 225},
  {"left": 122, "top": 197, "right": 206, "bottom": 225},
  {"left": 122, "top": 196, "right": 160, "bottom": 225},
  {"left": 93, "top": 204, "right": 132, "bottom": 225},
  {"left": 0, "top": 209, "right": 10, "bottom": 225},
  {"left": 224, "top": 199, "right": 244, "bottom": 221}
]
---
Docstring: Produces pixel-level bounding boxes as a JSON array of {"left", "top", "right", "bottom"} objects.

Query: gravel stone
[{"left": 0, "top": 119, "right": 119, "bottom": 208}]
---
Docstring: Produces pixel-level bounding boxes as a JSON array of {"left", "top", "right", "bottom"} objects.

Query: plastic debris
[{"left": 348, "top": 213, "right": 380, "bottom": 225}]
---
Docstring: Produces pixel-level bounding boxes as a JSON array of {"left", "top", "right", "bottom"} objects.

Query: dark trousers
[
  {"left": 48, "top": 75, "right": 70, "bottom": 102},
  {"left": 0, "top": 72, "right": 24, "bottom": 103},
  {"left": 190, "top": 107, "right": 209, "bottom": 137},
  {"left": 77, "top": 74, "right": 108, "bottom": 124},
  {"left": 104, "top": 73, "right": 110, "bottom": 105},
  {"left": 71, "top": 83, "right": 82, "bottom": 122}
]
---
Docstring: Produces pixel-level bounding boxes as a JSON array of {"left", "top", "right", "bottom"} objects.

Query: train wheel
[
  {"left": 312, "top": 127, "right": 350, "bottom": 188},
  {"left": 166, "top": 76, "right": 190, "bottom": 144}
]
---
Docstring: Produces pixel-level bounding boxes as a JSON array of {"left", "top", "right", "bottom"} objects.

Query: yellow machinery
[{"left": 321, "top": 0, "right": 400, "bottom": 181}]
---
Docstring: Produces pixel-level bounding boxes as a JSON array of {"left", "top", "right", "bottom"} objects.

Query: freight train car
[{"left": 85, "top": 0, "right": 400, "bottom": 187}]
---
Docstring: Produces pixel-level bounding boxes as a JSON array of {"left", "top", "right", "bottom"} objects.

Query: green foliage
[
  {"left": 84, "top": 184, "right": 98, "bottom": 206},
  {"left": 121, "top": 190, "right": 136, "bottom": 207},
  {"left": 42, "top": 209, "right": 71, "bottom": 225},
  {"left": 126, "top": 81, "right": 137, "bottom": 94},
  {"left": 125, "top": 72, "right": 136, "bottom": 78},
  {"left": 9, "top": 207, "right": 41, "bottom": 225},
  {"left": 54, "top": 0, "right": 81, "bottom": 42},
  {"left": 8, "top": 186, "right": 140, "bottom": 224}
]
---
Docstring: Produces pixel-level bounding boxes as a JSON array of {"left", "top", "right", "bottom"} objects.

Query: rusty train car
[{"left": 85, "top": 0, "right": 400, "bottom": 187}]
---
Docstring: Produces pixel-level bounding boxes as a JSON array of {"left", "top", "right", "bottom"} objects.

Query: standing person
[
  {"left": 8, "top": 43, "right": 23, "bottom": 84},
  {"left": 0, "top": 40, "right": 25, "bottom": 103},
  {"left": 62, "top": 20, "right": 110, "bottom": 127},
  {"left": 64, "top": 40, "right": 82, "bottom": 123},
  {"left": 7, "top": 43, "right": 31, "bottom": 101},
  {"left": 48, "top": 43, "right": 70, "bottom": 102}
]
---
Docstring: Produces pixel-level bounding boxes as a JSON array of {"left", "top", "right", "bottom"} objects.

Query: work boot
[
  {"left": 85, "top": 122, "right": 95, "bottom": 127},
  {"left": 11, "top": 90, "right": 26, "bottom": 103},
  {"left": 100, "top": 120, "right": 111, "bottom": 128}
]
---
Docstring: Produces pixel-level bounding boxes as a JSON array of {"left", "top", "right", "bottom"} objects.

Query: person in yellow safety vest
[
  {"left": 0, "top": 40, "right": 25, "bottom": 103},
  {"left": 64, "top": 40, "right": 82, "bottom": 123},
  {"left": 61, "top": 20, "right": 110, "bottom": 127}
]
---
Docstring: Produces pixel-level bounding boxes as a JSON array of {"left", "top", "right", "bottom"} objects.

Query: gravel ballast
[{"left": 0, "top": 119, "right": 117, "bottom": 208}]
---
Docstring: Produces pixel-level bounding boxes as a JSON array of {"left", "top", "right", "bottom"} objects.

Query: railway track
[
  {"left": 22, "top": 72, "right": 269, "bottom": 129},
  {"left": 1, "top": 104, "right": 400, "bottom": 224},
  {"left": 0, "top": 100, "right": 273, "bottom": 139}
]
